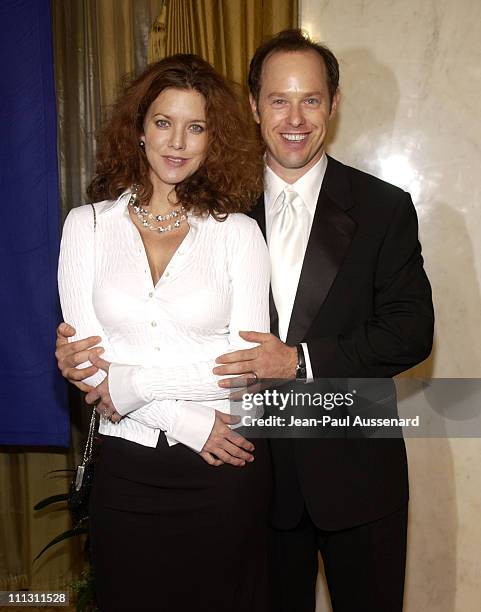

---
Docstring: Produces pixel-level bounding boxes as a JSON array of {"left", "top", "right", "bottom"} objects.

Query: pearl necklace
[{"left": 128, "top": 188, "right": 187, "bottom": 233}]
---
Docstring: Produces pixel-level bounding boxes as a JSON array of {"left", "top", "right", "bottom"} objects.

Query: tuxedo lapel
[
  {"left": 249, "top": 195, "right": 279, "bottom": 336},
  {"left": 249, "top": 194, "right": 266, "bottom": 239},
  {"left": 286, "top": 157, "right": 357, "bottom": 346}
]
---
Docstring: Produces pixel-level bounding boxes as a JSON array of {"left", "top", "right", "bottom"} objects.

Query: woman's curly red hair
[{"left": 87, "top": 54, "right": 264, "bottom": 218}]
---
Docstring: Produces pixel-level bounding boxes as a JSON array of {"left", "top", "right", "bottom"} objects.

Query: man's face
[{"left": 250, "top": 50, "right": 339, "bottom": 183}]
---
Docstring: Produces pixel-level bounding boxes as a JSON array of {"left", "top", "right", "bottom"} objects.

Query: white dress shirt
[
  {"left": 264, "top": 154, "right": 328, "bottom": 380},
  {"left": 58, "top": 190, "right": 270, "bottom": 452}
]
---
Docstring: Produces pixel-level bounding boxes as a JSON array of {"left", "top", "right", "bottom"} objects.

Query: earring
[{"left": 139, "top": 140, "right": 145, "bottom": 149}]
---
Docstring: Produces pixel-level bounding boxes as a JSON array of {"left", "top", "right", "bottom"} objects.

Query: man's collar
[
  {"left": 264, "top": 166, "right": 286, "bottom": 211},
  {"left": 264, "top": 154, "right": 328, "bottom": 215}
]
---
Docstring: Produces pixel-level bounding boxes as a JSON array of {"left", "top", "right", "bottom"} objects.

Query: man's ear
[
  {"left": 329, "top": 88, "right": 340, "bottom": 119},
  {"left": 249, "top": 94, "right": 260, "bottom": 124}
]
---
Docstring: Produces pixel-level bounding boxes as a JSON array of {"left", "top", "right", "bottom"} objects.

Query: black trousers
[
  {"left": 89, "top": 433, "right": 272, "bottom": 612},
  {"left": 270, "top": 504, "right": 408, "bottom": 612}
]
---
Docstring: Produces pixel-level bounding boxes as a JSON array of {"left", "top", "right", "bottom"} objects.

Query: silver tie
[{"left": 269, "top": 188, "right": 310, "bottom": 342}]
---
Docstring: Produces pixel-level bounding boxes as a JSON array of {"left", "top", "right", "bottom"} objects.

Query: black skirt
[{"left": 89, "top": 432, "right": 272, "bottom": 612}]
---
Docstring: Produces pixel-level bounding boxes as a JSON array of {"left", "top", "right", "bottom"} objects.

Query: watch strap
[{"left": 296, "top": 344, "right": 307, "bottom": 382}]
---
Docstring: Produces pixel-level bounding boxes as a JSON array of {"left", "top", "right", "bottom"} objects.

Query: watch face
[{"left": 296, "top": 366, "right": 307, "bottom": 381}]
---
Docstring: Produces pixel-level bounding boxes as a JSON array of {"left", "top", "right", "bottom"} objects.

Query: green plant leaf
[
  {"left": 45, "top": 468, "right": 76, "bottom": 476},
  {"left": 72, "top": 567, "right": 97, "bottom": 612},
  {"left": 76, "top": 587, "right": 93, "bottom": 611},
  {"left": 34, "top": 527, "right": 88, "bottom": 561},
  {"left": 34, "top": 493, "right": 69, "bottom": 510}
]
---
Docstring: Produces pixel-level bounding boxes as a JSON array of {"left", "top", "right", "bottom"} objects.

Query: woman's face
[{"left": 141, "top": 87, "right": 208, "bottom": 191}]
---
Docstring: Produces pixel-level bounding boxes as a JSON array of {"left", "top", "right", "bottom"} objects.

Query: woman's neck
[{"left": 147, "top": 182, "right": 181, "bottom": 216}]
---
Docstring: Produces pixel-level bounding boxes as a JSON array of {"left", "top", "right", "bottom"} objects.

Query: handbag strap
[
  {"left": 90, "top": 202, "right": 97, "bottom": 230},
  {"left": 82, "top": 408, "right": 97, "bottom": 465},
  {"left": 81, "top": 202, "right": 98, "bottom": 466}
]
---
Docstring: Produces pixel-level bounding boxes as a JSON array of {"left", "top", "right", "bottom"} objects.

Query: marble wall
[{"left": 299, "top": 1, "right": 481, "bottom": 610}]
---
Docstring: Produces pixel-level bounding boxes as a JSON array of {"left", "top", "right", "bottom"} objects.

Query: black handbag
[{"left": 68, "top": 406, "right": 97, "bottom": 526}]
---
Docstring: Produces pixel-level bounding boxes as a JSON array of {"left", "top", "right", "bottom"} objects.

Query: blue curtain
[{"left": 0, "top": 0, "right": 69, "bottom": 446}]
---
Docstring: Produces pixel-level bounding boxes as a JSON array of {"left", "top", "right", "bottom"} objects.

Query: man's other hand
[{"left": 55, "top": 322, "right": 103, "bottom": 392}]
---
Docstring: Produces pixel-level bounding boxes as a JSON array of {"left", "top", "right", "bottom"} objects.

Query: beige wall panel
[{"left": 300, "top": 1, "right": 481, "bottom": 610}]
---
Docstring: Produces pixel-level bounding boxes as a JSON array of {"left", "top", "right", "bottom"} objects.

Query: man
[{"left": 56, "top": 30, "right": 433, "bottom": 611}]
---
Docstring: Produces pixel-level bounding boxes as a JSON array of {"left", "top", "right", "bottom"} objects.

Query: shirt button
[
  {"left": 151, "top": 321, "right": 157, "bottom": 327},
  {"left": 165, "top": 271, "right": 170, "bottom": 278},
  {"left": 148, "top": 292, "right": 154, "bottom": 298},
  {"left": 154, "top": 346, "right": 161, "bottom": 351}
]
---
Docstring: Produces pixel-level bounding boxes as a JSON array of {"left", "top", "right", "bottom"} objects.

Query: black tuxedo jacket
[{"left": 248, "top": 156, "right": 434, "bottom": 531}]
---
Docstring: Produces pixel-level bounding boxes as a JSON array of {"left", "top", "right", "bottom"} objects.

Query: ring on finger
[{"left": 250, "top": 371, "right": 259, "bottom": 384}]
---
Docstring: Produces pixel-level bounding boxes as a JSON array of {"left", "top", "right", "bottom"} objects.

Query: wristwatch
[{"left": 295, "top": 344, "right": 307, "bottom": 382}]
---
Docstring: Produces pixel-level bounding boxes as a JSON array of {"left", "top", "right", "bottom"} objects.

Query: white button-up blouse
[{"left": 58, "top": 191, "right": 270, "bottom": 452}]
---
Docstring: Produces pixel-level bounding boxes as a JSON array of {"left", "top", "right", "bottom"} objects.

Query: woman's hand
[
  {"left": 85, "top": 353, "right": 122, "bottom": 423},
  {"left": 200, "top": 410, "right": 255, "bottom": 467}
]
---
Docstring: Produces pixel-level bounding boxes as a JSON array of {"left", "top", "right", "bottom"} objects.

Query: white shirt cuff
[
  {"left": 109, "top": 364, "right": 215, "bottom": 452},
  {"left": 301, "top": 342, "right": 314, "bottom": 383},
  {"left": 168, "top": 401, "right": 216, "bottom": 452},
  {"left": 108, "top": 363, "right": 145, "bottom": 415},
  {"left": 76, "top": 360, "right": 107, "bottom": 388}
]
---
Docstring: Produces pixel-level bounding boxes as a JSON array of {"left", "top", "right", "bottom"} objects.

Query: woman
[{"left": 58, "top": 54, "right": 271, "bottom": 611}]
